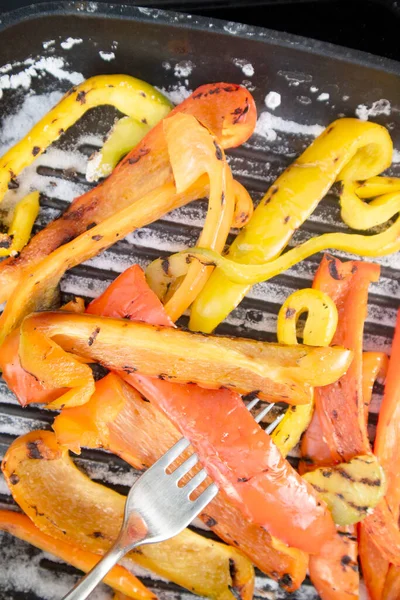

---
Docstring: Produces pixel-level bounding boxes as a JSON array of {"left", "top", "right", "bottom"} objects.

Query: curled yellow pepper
[
  {"left": 181, "top": 198, "right": 400, "bottom": 285},
  {"left": 340, "top": 176, "right": 400, "bottom": 230},
  {"left": 0, "top": 75, "right": 171, "bottom": 204},
  {"left": 272, "top": 289, "right": 338, "bottom": 458},
  {"left": 189, "top": 118, "right": 393, "bottom": 332},
  {"left": 145, "top": 179, "right": 253, "bottom": 306},
  {"left": 86, "top": 116, "right": 151, "bottom": 182}
]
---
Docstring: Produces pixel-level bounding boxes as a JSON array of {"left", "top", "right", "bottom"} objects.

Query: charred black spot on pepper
[
  {"left": 214, "top": 141, "right": 223, "bottom": 161},
  {"left": 326, "top": 125, "right": 334, "bottom": 134},
  {"left": 9, "top": 473, "right": 19, "bottom": 485},
  {"left": 360, "top": 477, "right": 381, "bottom": 486},
  {"left": 76, "top": 90, "right": 87, "bottom": 104},
  {"left": 161, "top": 258, "right": 170, "bottom": 275},
  {"left": 237, "top": 476, "right": 249, "bottom": 483},
  {"left": 284, "top": 215, "right": 290, "bottom": 224},
  {"left": 193, "top": 92, "right": 203, "bottom": 100},
  {"left": 185, "top": 255, "right": 192, "bottom": 265},
  {"left": 302, "top": 455, "right": 314, "bottom": 465},
  {"left": 8, "top": 178, "right": 19, "bottom": 190},
  {"left": 242, "top": 390, "right": 260, "bottom": 402},
  {"left": 333, "top": 157, "right": 339, "bottom": 163},
  {"left": 88, "top": 327, "right": 100, "bottom": 347},
  {"left": 285, "top": 307, "right": 296, "bottom": 319},
  {"left": 279, "top": 574, "right": 293, "bottom": 588},
  {"left": 229, "top": 558, "right": 238, "bottom": 581},
  {"left": 91, "top": 531, "right": 105, "bottom": 538},
  {"left": 328, "top": 258, "right": 343, "bottom": 281},
  {"left": 58, "top": 128, "right": 65, "bottom": 136},
  {"left": 86, "top": 222, "right": 97, "bottom": 230},
  {"left": 223, "top": 86, "right": 237, "bottom": 93},
  {"left": 139, "top": 91, "right": 147, "bottom": 98},
  {"left": 313, "top": 484, "right": 327, "bottom": 493},
  {"left": 332, "top": 409, "right": 338, "bottom": 419},
  {"left": 123, "top": 366, "right": 137, "bottom": 374},
  {"left": 32, "top": 146, "right": 40, "bottom": 156},
  {"left": 270, "top": 186, "right": 279, "bottom": 195},
  {"left": 158, "top": 373, "right": 169, "bottom": 380},
  {"left": 221, "top": 191, "right": 225, "bottom": 205},
  {"left": 337, "top": 468, "right": 353, "bottom": 480},
  {"left": 141, "top": 118, "right": 148, "bottom": 125},
  {"left": 91, "top": 235, "right": 103, "bottom": 242},
  {"left": 291, "top": 406, "right": 297, "bottom": 412},
  {"left": 27, "top": 441, "right": 43, "bottom": 460},
  {"left": 322, "top": 470, "right": 333, "bottom": 478}
]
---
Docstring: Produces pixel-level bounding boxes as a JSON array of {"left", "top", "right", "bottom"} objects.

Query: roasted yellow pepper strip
[
  {"left": 189, "top": 118, "right": 393, "bottom": 332},
  {"left": 272, "top": 289, "right": 338, "bottom": 458},
  {"left": 146, "top": 179, "right": 253, "bottom": 305},
  {"left": 0, "top": 191, "right": 40, "bottom": 258},
  {"left": 303, "top": 454, "right": 386, "bottom": 526},
  {"left": 2, "top": 430, "right": 254, "bottom": 600},
  {"left": 340, "top": 177, "right": 400, "bottom": 230},
  {"left": 0, "top": 74, "right": 172, "bottom": 203},
  {"left": 86, "top": 116, "right": 151, "bottom": 182},
  {"left": 181, "top": 201, "right": 400, "bottom": 285}
]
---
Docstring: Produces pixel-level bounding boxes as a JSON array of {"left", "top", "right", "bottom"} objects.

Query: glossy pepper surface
[
  {"left": 55, "top": 263, "right": 309, "bottom": 591},
  {"left": 189, "top": 118, "right": 393, "bottom": 332}
]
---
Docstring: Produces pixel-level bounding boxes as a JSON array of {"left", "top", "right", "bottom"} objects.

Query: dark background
[{"left": 1, "top": 0, "right": 400, "bottom": 62}]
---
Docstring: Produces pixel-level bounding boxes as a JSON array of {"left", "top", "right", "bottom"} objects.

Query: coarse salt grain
[
  {"left": 264, "top": 91, "right": 281, "bottom": 110},
  {"left": 317, "top": 92, "right": 329, "bottom": 101},
  {"left": 42, "top": 39, "right": 55, "bottom": 50},
  {"left": 310, "top": 86, "right": 318, "bottom": 93},
  {"left": 174, "top": 60, "right": 194, "bottom": 78},
  {"left": 60, "top": 37, "right": 83, "bottom": 50},
  {"left": 99, "top": 51, "right": 115, "bottom": 62},
  {"left": 233, "top": 58, "right": 254, "bottom": 77}
]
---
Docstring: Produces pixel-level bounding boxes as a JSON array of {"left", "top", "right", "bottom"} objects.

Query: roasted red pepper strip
[
  {"left": 358, "top": 524, "right": 389, "bottom": 600},
  {"left": 55, "top": 264, "right": 308, "bottom": 591},
  {"left": 0, "top": 83, "right": 256, "bottom": 304},
  {"left": 360, "top": 310, "right": 400, "bottom": 582},
  {"left": 308, "top": 254, "right": 380, "bottom": 463}
]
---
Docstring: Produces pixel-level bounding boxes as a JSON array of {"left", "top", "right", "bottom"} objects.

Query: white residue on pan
[
  {"left": 157, "top": 85, "right": 192, "bottom": 105},
  {"left": 392, "top": 149, "right": 400, "bottom": 163},
  {"left": 233, "top": 58, "right": 254, "bottom": 77},
  {"left": 0, "top": 541, "right": 111, "bottom": 600},
  {"left": 0, "top": 55, "right": 84, "bottom": 96},
  {"left": 99, "top": 51, "right": 115, "bottom": 62},
  {"left": 355, "top": 99, "right": 391, "bottom": 121},
  {"left": 223, "top": 22, "right": 249, "bottom": 35},
  {"left": 162, "top": 61, "right": 171, "bottom": 71},
  {"left": 174, "top": 60, "right": 195, "bottom": 78},
  {"left": 297, "top": 96, "right": 312, "bottom": 105},
  {"left": 0, "top": 91, "right": 63, "bottom": 155},
  {"left": 60, "top": 37, "right": 83, "bottom": 50},
  {"left": 264, "top": 91, "right": 281, "bottom": 110},
  {"left": 255, "top": 111, "right": 324, "bottom": 142},
  {"left": 310, "top": 86, "right": 318, "bottom": 93},
  {"left": 42, "top": 39, "right": 55, "bottom": 49},
  {"left": 317, "top": 92, "right": 329, "bottom": 101}
]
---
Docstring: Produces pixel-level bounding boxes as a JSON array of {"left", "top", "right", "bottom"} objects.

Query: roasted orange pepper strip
[
  {"left": 0, "top": 510, "right": 154, "bottom": 600},
  {"left": 54, "top": 265, "right": 308, "bottom": 592},
  {"left": 2, "top": 431, "right": 254, "bottom": 600},
  {"left": 17, "top": 309, "right": 352, "bottom": 408},
  {"left": 0, "top": 83, "right": 256, "bottom": 306}
]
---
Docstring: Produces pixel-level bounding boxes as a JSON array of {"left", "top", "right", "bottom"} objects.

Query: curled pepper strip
[
  {"left": 0, "top": 74, "right": 172, "bottom": 203},
  {"left": 145, "top": 179, "right": 253, "bottom": 306},
  {"left": 179, "top": 199, "right": 400, "bottom": 286},
  {"left": 0, "top": 510, "right": 155, "bottom": 600},
  {"left": 2, "top": 430, "right": 255, "bottom": 600},
  {"left": 189, "top": 118, "right": 393, "bottom": 332},
  {"left": 340, "top": 177, "right": 400, "bottom": 230},
  {"left": 272, "top": 288, "right": 338, "bottom": 458},
  {"left": 147, "top": 113, "right": 235, "bottom": 322},
  {"left": 0, "top": 82, "right": 256, "bottom": 306}
]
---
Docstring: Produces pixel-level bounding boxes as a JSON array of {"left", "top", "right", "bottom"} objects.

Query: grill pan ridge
[{"left": 0, "top": 2, "right": 399, "bottom": 598}]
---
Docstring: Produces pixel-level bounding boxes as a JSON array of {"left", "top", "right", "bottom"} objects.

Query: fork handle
[{"left": 61, "top": 543, "right": 129, "bottom": 600}]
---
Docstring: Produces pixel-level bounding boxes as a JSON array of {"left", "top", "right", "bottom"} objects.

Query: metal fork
[{"left": 62, "top": 398, "right": 284, "bottom": 600}]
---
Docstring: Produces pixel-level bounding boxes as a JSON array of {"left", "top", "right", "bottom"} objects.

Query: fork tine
[
  {"left": 192, "top": 482, "right": 218, "bottom": 512},
  {"left": 245, "top": 397, "right": 260, "bottom": 411},
  {"left": 184, "top": 468, "right": 208, "bottom": 496},
  {"left": 265, "top": 412, "right": 285, "bottom": 434},
  {"left": 156, "top": 437, "right": 191, "bottom": 470},
  {"left": 170, "top": 452, "right": 198, "bottom": 482},
  {"left": 254, "top": 402, "right": 275, "bottom": 423}
]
